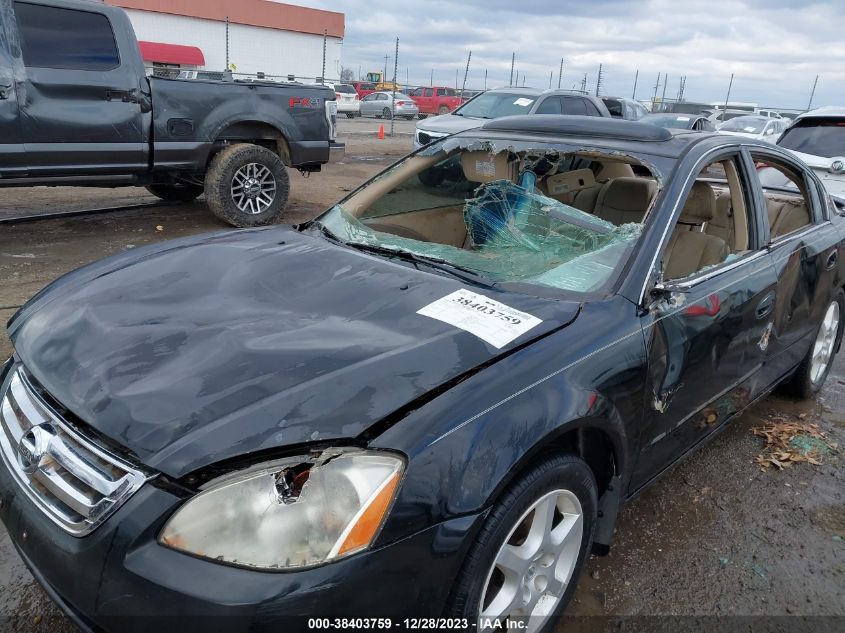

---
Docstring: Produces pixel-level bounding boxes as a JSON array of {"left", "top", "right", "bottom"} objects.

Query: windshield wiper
[{"left": 344, "top": 242, "right": 494, "bottom": 287}]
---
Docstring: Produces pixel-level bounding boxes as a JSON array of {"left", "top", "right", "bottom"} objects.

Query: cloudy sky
[{"left": 296, "top": 0, "right": 842, "bottom": 109}]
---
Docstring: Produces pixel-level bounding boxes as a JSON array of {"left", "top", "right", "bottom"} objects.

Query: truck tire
[
  {"left": 417, "top": 113, "right": 428, "bottom": 120},
  {"left": 438, "top": 105, "right": 450, "bottom": 115},
  {"left": 382, "top": 108, "right": 393, "bottom": 120},
  {"left": 204, "top": 143, "right": 289, "bottom": 228},
  {"left": 145, "top": 183, "right": 203, "bottom": 202}
]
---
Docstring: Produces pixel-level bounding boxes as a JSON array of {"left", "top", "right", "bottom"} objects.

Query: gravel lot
[{"left": 0, "top": 117, "right": 842, "bottom": 631}]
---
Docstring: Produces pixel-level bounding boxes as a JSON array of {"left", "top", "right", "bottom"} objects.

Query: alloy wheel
[
  {"left": 231, "top": 163, "right": 277, "bottom": 215},
  {"left": 810, "top": 301, "right": 840, "bottom": 385},
  {"left": 478, "top": 489, "right": 583, "bottom": 632}
]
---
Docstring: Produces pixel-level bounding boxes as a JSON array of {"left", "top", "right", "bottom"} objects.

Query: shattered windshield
[{"left": 314, "top": 140, "right": 663, "bottom": 296}]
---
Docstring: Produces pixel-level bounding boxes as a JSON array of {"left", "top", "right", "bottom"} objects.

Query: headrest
[
  {"left": 544, "top": 169, "right": 596, "bottom": 196},
  {"left": 596, "top": 177, "right": 657, "bottom": 213},
  {"left": 680, "top": 181, "right": 716, "bottom": 224},
  {"left": 461, "top": 151, "right": 515, "bottom": 183}
]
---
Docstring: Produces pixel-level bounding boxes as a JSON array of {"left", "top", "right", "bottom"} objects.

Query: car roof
[
  {"left": 484, "top": 87, "right": 591, "bottom": 97},
  {"left": 797, "top": 106, "right": 845, "bottom": 119}
]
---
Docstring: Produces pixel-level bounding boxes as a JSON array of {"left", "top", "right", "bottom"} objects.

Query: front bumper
[{"left": 0, "top": 454, "right": 481, "bottom": 632}]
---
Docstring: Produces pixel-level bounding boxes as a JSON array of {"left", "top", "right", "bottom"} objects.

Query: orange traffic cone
[{"left": 377, "top": 125, "right": 385, "bottom": 140}]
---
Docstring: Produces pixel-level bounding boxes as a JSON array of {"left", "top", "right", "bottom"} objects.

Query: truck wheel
[
  {"left": 145, "top": 183, "right": 203, "bottom": 203},
  {"left": 382, "top": 108, "right": 393, "bottom": 120},
  {"left": 438, "top": 106, "right": 450, "bottom": 115},
  {"left": 204, "top": 143, "right": 289, "bottom": 228}
]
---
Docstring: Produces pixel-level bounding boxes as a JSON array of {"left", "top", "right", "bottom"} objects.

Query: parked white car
[
  {"left": 334, "top": 84, "right": 360, "bottom": 118},
  {"left": 762, "top": 106, "right": 845, "bottom": 200},
  {"left": 717, "top": 115, "right": 788, "bottom": 142}
]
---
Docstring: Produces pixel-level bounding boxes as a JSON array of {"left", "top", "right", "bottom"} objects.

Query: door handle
[
  {"left": 756, "top": 294, "right": 774, "bottom": 319},
  {"left": 826, "top": 250, "right": 838, "bottom": 271}
]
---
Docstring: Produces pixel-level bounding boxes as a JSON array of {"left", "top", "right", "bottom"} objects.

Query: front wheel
[
  {"left": 418, "top": 113, "right": 428, "bottom": 120},
  {"left": 145, "top": 183, "right": 203, "bottom": 203},
  {"left": 781, "top": 290, "right": 844, "bottom": 398},
  {"left": 204, "top": 143, "right": 289, "bottom": 228},
  {"left": 382, "top": 108, "right": 393, "bottom": 120},
  {"left": 438, "top": 105, "right": 450, "bottom": 115},
  {"left": 447, "top": 454, "right": 596, "bottom": 633}
]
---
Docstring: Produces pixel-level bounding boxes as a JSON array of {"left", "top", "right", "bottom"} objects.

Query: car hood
[
  {"left": 417, "top": 114, "right": 485, "bottom": 135},
  {"left": 8, "top": 227, "right": 579, "bottom": 478}
]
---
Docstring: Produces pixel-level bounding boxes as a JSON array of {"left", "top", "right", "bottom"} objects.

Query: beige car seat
[
  {"left": 592, "top": 177, "right": 657, "bottom": 225},
  {"left": 664, "top": 182, "right": 730, "bottom": 280}
]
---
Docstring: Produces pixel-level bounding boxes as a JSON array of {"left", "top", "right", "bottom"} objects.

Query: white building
[{"left": 105, "top": 0, "right": 344, "bottom": 82}]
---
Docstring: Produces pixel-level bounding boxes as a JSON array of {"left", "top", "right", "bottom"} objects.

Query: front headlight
[{"left": 159, "top": 450, "right": 403, "bottom": 569}]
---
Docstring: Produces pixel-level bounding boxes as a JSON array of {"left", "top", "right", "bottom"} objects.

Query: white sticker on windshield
[
  {"left": 677, "top": 116, "right": 691, "bottom": 121},
  {"left": 745, "top": 127, "right": 757, "bottom": 133},
  {"left": 513, "top": 98, "right": 534, "bottom": 107},
  {"left": 417, "top": 289, "right": 543, "bottom": 348}
]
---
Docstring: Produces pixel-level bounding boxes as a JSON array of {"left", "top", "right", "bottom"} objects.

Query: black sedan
[
  {"left": 1, "top": 116, "right": 843, "bottom": 633},
  {"left": 642, "top": 111, "right": 715, "bottom": 131}
]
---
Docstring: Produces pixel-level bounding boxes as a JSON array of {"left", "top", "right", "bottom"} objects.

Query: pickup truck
[
  {"left": 407, "top": 86, "right": 465, "bottom": 118},
  {"left": 0, "top": 0, "right": 343, "bottom": 227}
]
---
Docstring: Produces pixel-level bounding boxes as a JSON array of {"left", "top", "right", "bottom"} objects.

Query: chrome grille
[{"left": 0, "top": 364, "right": 146, "bottom": 536}]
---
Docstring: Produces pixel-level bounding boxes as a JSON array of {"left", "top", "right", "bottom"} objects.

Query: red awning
[{"left": 138, "top": 41, "right": 205, "bottom": 66}]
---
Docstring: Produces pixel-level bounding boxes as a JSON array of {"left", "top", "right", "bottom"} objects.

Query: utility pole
[
  {"left": 652, "top": 72, "right": 661, "bottom": 101},
  {"left": 390, "top": 37, "right": 398, "bottom": 137},
  {"left": 455, "top": 68, "right": 458, "bottom": 90},
  {"left": 509, "top": 52, "right": 515, "bottom": 87},
  {"left": 581, "top": 73, "right": 587, "bottom": 93},
  {"left": 225, "top": 16, "right": 229, "bottom": 71},
  {"left": 808, "top": 74, "right": 819, "bottom": 110},
  {"left": 405, "top": 67, "right": 409, "bottom": 90},
  {"left": 484, "top": 68, "right": 488, "bottom": 90},
  {"left": 522, "top": 74, "right": 526, "bottom": 87},
  {"left": 595, "top": 63, "right": 604, "bottom": 97},
  {"left": 461, "top": 50, "right": 471, "bottom": 99},
  {"left": 661, "top": 73, "right": 668, "bottom": 104},
  {"left": 383, "top": 54, "right": 388, "bottom": 82},
  {"left": 632, "top": 69, "right": 639, "bottom": 99},
  {"left": 430, "top": 69, "right": 433, "bottom": 86},
  {"left": 549, "top": 70, "right": 552, "bottom": 89},
  {"left": 321, "top": 30, "right": 327, "bottom": 83},
  {"left": 723, "top": 73, "right": 734, "bottom": 113},
  {"left": 677, "top": 76, "right": 686, "bottom": 102},
  {"left": 558, "top": 58, "right": 564, "bottom": 89}
]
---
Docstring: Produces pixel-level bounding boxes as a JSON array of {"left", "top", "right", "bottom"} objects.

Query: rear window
[
  {"left": 14, "top": 2, "right": 120, "bottom": 71},
  {"left": 603, "top": 98, "right": 623, "bottom": 117},
  {"left": 778, "top": 118, "right": 845, "bottom": 158},
  {"left": 335, "top": 84, "right": 357, "bottom": 94}
]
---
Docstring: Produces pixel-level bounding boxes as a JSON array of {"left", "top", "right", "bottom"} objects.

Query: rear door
[
  {"left": 12, "top": 1, "right": 149, "bottom": 175},
  {"left": 0, "top": 3, "right": 25, "bottom": 176},
  {"left": 747, "top": 148, "right": 840, "bottom": 387}
]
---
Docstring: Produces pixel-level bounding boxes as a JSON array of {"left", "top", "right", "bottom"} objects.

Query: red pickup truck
[{"left": 408, "top": 87, "right": 465, "bottom": 118}]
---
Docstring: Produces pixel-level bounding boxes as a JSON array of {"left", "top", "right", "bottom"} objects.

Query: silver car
[{"left": 359, "top": 92, "right": 419, "bottom": 120}]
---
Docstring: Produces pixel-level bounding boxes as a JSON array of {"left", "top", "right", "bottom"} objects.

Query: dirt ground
[{"left": 0, "top": 118, "right": 843, "bottom": 631}]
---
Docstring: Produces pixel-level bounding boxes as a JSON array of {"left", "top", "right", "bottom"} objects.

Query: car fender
[{"left": 370, "top": 297, "right": 646, "bottom": 546}]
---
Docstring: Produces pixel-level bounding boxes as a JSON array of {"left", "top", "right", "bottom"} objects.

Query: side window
[
  {"left": 363, "top": 94, "right": 375, "bottom": 101},
  {"left": 14, "top": 2, "right": 120, "bottom": 71},
  {"left": 562, "top": 98, "right": 588, "bottom": 116},
  {"left": 424, "top": 88, "right": 434, "bottom": 97},
  {"left": 535, "top": 97, "right": 562, "bottom": 115},
  {"left": 408, "top": 88, "right": 420, "bottom": 97},
  {"left": 585, "top": 100, "right": 603, "bottom": 117},
  {"left": 663, "top": 156, "right": 754, "bottom": 281},
  {"left": 377, "top": 93, "right": 388, "bottom": 101},
  {"left": 436, "top": 88, "right": 447, "bottom": 97},
  {"left": 751, "top": 155, "right": 815, "bottom": 239}
]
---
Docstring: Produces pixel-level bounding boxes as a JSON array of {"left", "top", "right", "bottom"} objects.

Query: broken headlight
[{"left": 159, "top": 450, "right": 404, "bottom": 569}]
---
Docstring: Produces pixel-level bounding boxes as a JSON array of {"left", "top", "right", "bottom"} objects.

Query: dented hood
[{"left": 9, "top": 227, "right": 579, "bottom": 478}]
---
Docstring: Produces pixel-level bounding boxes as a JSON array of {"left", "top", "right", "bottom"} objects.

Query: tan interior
[
  {"left": 664, "top": 181, "right": 730, "bottom": 280},
  {"left": 592, "top": 177, "right": 657, "bottom": 225},
  {"left": 364, "top": 206, "right": 467, "bottom": 247},
  {"left": 765, "top": 194, "right": 811, "bottom": 238},
  {"left": 461, "top": 150, "right": 517, "bottom": 183}
]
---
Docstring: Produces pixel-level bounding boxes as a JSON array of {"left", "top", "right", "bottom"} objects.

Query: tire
[
  {"left": 447, "top": 454, "right": 597, "bottom": 633},
  {"left": 382, "top": 108, "right": 393, "bottom": 120},
  {"left": 403, "top": 115, "right": 414, "bottom": 121},
  {"left": 418, "top": 113, "right": 428, "bottom": 120},
  {"left": 781, "top": 290, "right": 845, "bottom": 399},
  {"left": 145, "top": 183, "right": 203, "bottom": 203},
  {"left": 204, "top": 143, "right": 289, "bottom": 228},
  {"left": 345, "top": 112, "right": 355, "bottom": 119},
  {"left": 438, "top": 105, "right": 450, "bottom": 115}
]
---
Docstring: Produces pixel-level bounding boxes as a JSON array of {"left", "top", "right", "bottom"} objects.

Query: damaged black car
[{"left": 1, "top": 116, "right": 844, "bottom": 633}]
